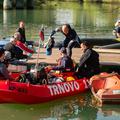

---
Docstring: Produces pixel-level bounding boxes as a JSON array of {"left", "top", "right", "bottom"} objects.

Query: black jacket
[
  {"left": 16, "top": 27, "right": 26, "bottom": 43},
  {"left": 78, "top": 48, "right": 100, "bottom": 75}
]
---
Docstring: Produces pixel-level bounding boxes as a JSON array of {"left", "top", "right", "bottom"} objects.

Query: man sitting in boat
[
  {"left": 45, "top": 47, "right": 74, "bottom": 73},
  {"left": 4, "top": 37, "right": 27, "bottom": 60},
  {"left": 0, "top": 48, "right": 13, "bottom": 80},
  {"left": 76, "top": 41, "right": 100, "bottom": 78}
]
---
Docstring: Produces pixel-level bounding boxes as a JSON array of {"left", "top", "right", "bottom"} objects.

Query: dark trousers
[{"left": 62, "top": 39, "right": 79, "bottom": 57}]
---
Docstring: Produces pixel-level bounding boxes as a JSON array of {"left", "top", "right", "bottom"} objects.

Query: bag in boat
[
  {"left": 17, "top": 66, "right": 48, "bottom": 84},
  {"left": 45, "top": 37, "right": 55, "bottom": 55},
  {"left": 17, "top": 72, "right": 37, "bottom": 84}
]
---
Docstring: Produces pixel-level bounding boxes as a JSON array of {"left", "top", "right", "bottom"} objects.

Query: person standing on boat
[
  {"left": 16, "top": 21, "right": 26, "bottom": 44},
  {"left": 76, "top": 41, "right": 100, "bottom": 78},
  {"left": 49, "top": 24, "right": 81, "bottom": 57},
  {"left": 0, "top": 48, "right": 13, "bottom": 80},
  {"left": 46, "top": 47, "right": 74, "bottom": 72},
  {"left": 113, "top": 20, "right": 120, "bottom": 38}
]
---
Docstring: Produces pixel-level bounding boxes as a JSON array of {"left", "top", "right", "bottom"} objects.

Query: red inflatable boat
[{"left": 0, "top": 73, "right": 88, "bottom": 104}]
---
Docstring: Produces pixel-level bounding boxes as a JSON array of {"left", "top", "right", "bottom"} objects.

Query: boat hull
[
  {"left": 0, "top": 77, "right": 88, "bottom": 104},
  {"left": 102, "top": 89, "right": 120, "bottom": 104}
]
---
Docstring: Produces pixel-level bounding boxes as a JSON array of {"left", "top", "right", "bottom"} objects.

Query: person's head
[
  {"left": 115, "top": 20, "right": 120, "bottom": 27},
  {"left": 80, "top": 41, "right": 92, "bottom": 52},
  {"left": 14, "top": 32, "right": 21, "bottom": 40},
  {"left": 60, "top": 47, "right": 67, "bottom": 56},
  {"left": 10, "top": 37, "right": 17, "bottom": 45},
  {"left": 0, "top": 48, "right": 5, "bottom": 61},
  {"left": 62, "top": 24, "right": 71, "bottom": 35},
  {"left": 19, "top": 21, "right": 25, "bottom": 28}
]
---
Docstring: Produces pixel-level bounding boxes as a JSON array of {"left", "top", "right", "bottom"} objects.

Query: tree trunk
[{"left": 3, "top": 0, "right": 12, "bottom": 10}]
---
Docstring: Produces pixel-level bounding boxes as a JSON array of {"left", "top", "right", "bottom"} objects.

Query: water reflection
[
  {"left": 55, "top": 9, "right": 73, "bottom": 25},
  {"left": 0, "top": 2, "right": 120, "bottom": 40},
  {"left": 0, "top": 92, "right": 96, "bottom": 120},
  {"left": 0, "top": 92, "right": 120, "bottom": 120},
  {"left": 97, "top": 105, "right": 120, "bottom": 120},
  {"left": 98, "top": 106, "right": 120, "bottom": 117}
]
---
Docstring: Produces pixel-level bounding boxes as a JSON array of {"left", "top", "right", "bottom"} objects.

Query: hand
[
  {"left": 48, "top": 36, "right": 52, "bottom": 40},
  {"left": 55, "top": 27, "right": 60, "bottom": 32},
  {"left": 55, "top": 27, "right": 61, "bottom": 32},
  {"left": 45, "top": 66, "right": 52, "bottom": 72},
  {"left": 43, "top": 42, "right": 47, "bottom": 48}
]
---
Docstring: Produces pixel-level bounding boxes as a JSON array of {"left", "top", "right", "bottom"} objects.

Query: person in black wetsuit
[
  {"left": 76, "top": 41, "right": 100, "bottom": 78},
  {"left": 49, "top": 24, "right": 81, "bottom": 57},
  {"left": 16, "top": 21, "right": 26, "bottom": 43}
]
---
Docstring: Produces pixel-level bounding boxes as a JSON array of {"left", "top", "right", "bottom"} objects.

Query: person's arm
[
  {"left": 52, "top": 58, "right": 65, "bottom": 70},
  {"left": 50, "top": 27, "right": 61, "bottom": 37},
  {"left": 117, "top": 33, "right": 120, "bottom": 38},
  {"left": 75, "top": 35, "right": 81, "bottom": 44},
  {"left": 52, "top": 64, "right": 64, "bottom": 70},
  {"left": 71, "top": 29, "right": 81, "bottom": 44},
  {"left": 78, "top": 49, "right": 91, "bottom": 67},
  {"left": 16, "top": 41, "right": 34, "bottom": 53}
]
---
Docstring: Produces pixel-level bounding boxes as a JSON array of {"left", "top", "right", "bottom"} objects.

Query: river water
[
  {"left": 0, "top": 2, "right": 120, "bottom": 41},
  {"left": 0, "top": 1, "right": 120, "bottom": 120},
  {"left": 0, "top": 92, "right": 120, "bottom": 120}
]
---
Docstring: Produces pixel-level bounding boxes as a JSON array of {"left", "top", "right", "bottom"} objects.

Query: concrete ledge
[
  {"left": 94, "top": 48, "right": 120, "bottom": 54},
  {"left": 27, "top": 48, "right": 120, "bottom": 64}
]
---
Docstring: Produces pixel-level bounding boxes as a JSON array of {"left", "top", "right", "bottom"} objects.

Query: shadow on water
[{"left": 0, "top": 91, "right": 120, "bottom": 120}]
